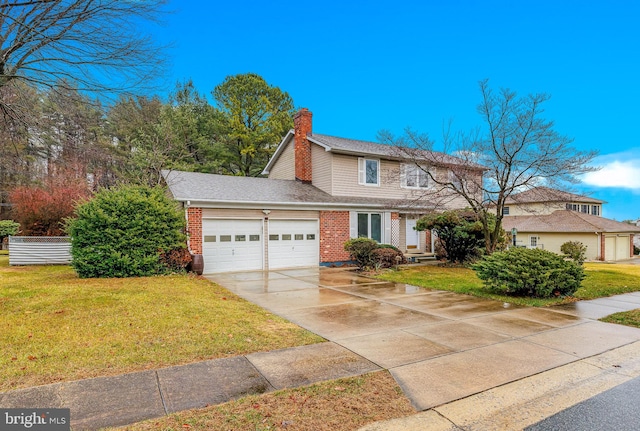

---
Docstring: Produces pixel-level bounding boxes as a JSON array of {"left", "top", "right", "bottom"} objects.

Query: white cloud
[{"left": 582, "top": 151, "right": 640, "bottom": 189}]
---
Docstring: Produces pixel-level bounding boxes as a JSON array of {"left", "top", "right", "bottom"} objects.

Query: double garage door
[{"left": 202, "top": 219, "right": 319, "bottom": 273}]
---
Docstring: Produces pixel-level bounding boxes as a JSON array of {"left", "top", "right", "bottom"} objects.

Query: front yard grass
[
  {"left": 111, "top": 371, "right": 415, "bottom": 431},
  {"left": 0, "top": 255, "right": 323, "bottom": 392},
  {"left": 378, "top": 262, "right": 640, "bottom": 307}
]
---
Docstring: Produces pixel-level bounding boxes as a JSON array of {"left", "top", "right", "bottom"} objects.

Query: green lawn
[
  {"left": 378, "top": 262, "right": 640, "bottom": 307},
  {"left": 0, "top": 255, "right": 323, "bottom": 392}
]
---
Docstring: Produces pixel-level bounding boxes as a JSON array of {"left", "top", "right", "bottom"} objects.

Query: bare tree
[
  {"left": 0, "top": 0, "right": 167, "bottom": 122},
  {"left": 380, "top": 79, "right": 598, "bottom": 254}
]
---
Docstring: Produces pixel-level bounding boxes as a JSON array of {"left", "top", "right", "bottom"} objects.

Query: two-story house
[
  {"left": 500, "top": 187, "right": 640, "bottom": 261},
  {"left": 163, "top": 108, "right": 481, "bottom": 273}
]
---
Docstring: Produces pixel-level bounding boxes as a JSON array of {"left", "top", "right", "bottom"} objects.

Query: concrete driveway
[{"left": 207, "top": 267, "right": 640, "bottom": 411}]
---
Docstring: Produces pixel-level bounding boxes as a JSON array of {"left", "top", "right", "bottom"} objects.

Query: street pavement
[{"left": 525, "top": 375, "right": 640, "bottom": 431}]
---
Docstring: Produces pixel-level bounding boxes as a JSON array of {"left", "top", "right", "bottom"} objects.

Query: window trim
[
  {"left": 356, "top": 212, "right": 383, "bottom": 242},
  {"left": 358, "top": 157, "right": 380, "bottom": 186}
]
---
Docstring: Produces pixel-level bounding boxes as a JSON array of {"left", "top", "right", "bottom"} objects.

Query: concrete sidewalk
[
  {"left": 3, "top": 267, "right": 640, "bottom": 430},
  {"left": 0, "top": 342, "right": 379, "bottom": 430},
  {"left": 359, "top": 340, "right": 640, "bottom": 430}
]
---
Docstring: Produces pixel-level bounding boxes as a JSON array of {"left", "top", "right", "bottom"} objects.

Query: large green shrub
[
  {"left": 560, "top": 241, "right": 587, "bottom": 265},
  {"left": 472, "top": 248, "right": 584, "bottom": 298},
  {"left": 416, "top": 210, "right": 486, "bottom": 263},
  {"left": 67, "top": 185, "right": 186, "bottom": 278}
]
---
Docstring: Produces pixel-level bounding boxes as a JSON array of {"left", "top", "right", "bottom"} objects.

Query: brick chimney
[{"left": 294, "top": 108, "right": 313, "bottom": 183}]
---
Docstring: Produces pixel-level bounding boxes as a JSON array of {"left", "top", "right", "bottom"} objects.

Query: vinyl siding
[
  {"left": 331, "top": 154, "right": 428, "bottom": 199},
  {"left": 505, "top": 202, "right": 602, "bottom": 217},
  {"left": 311, "top": 143, "right": 332, "bottom": 193},
  {"left": 328, "top": 153, "right": 478, "bottom": 208},
  {"left": 506, "top": 202, "right": 569, "bottom": 216},
  {"left": 514, "top": 232, "right": 600, "bottom": 260},
  {"left": 268, "top": 140, "right": 295, "bottom": 180}
]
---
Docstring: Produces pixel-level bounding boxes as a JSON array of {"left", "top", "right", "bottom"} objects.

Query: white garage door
[
  {"left": 616, "top": 235, "right": 630, "bottom": 261},
  {"left": 268, "top": 219, "right": 319, "bottom": 269},
  {"left": 605, "top": 236, "right": 616, "bottom": 261},
  {"left": 202, "top": 219, "right": 263, "bottom": 273}
]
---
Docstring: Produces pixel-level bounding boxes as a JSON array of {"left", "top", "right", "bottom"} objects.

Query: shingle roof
[
  {"left": 505, "top": 186, "right": 604, "bottom": 204},
  {"left": 162, "top": 170, "right": 436, "bottom": 211},
  {"left": 308, "top": 133, "right": 484, "bottom": 169},
  {"left": 501, "top": 210, "right": 640, "bottom": 233}
]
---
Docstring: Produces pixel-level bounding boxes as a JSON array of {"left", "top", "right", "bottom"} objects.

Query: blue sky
[{"left": 152, "top": 0, "right": 639, "bottom": 221}]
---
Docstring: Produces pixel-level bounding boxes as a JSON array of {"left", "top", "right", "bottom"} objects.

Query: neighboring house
[
  {"left": 501, "top": 187, "right": 640, "bottom": 261},
  {"left": 500, "top": 186, "right": 604, "bottom": 217},
  {"left": 163, "top": 108, "right": 482, "bottom": 273}
]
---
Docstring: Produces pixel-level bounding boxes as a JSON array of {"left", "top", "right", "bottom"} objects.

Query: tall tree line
[{"left": 0, "top": 73, "right": 295, "bottom": 218}]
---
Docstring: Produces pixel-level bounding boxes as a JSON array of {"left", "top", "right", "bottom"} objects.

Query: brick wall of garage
[
  {"left": 320, "top": 211, "right": 351, "bottom": 262},
  {"left": 187, "top": 207, "right": 202, "bottom": 254}
]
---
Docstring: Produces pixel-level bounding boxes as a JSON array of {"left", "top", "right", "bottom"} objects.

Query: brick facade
[
  {"left": 294, "top": 108, "right": 313, "bottom": 183},
  {"left": 187, "top": 207, "right": 203, "bottom": 255},
  {"left": 319, "top": 211, "right": 351, "bottom": 262}
]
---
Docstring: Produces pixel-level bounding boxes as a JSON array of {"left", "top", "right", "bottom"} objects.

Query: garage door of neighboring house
[
  {"left": 268, "top": 219, "right": 319, "bottom": 269},
  {"left": 202, "top": 219, "right": 263, "bottom": 273},
  {"left": 605, "top": 236, "right": 616, "bottom": 261},
  {"left": 616, "top": 235, "right": 630, "bottom": 261},
  {"left": 604, "top": 235, "right": 630, "bottom": 261}
]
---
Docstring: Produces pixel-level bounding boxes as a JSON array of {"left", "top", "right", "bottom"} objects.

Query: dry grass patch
[
  {"left": 0, "top": 256, "right": 323, "bottom": 391},
  {"left": 113, "top": 371, "right": 415, "bottom": 431}
]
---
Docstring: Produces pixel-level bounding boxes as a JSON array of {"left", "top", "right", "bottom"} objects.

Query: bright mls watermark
[{"left": 0, "top": 409, "right": 69, "bottom": 431}]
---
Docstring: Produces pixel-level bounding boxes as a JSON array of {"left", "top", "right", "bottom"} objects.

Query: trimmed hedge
[
  {"left": 472, "top": 248, "right": 584, "bottom": 298},
  {"left": 67, "top": 185, "right": 186, "bottom": 278}
]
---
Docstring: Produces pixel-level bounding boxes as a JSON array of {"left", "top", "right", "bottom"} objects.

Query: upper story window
[
  {"left": 402, "top": 164, "right": 430, "bottom": 189},
  {"left": 503, "top": 206, "right": 510, "bottom": 215},
  {"left": 358, "top": 158, "right": 379, "bottom": 186},
  {"left": 566, "top": 203, "right": 579, "bottom": 211},
  {"left": 581, "top": 204, "right": 589, "bottom": 213},
  {"left": 592, "top": 205, "right": 600, "bottom": 216}
]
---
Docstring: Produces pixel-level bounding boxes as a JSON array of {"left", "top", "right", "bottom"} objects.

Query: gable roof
[
  {"left": 501, "top": 210, "right": 640, "bottom": 233},
  {"left": 505, "top": 186, "right": 604, "bottom": 205},
  {"left": 263, "top": 130, "right": 485, "bottom": 175},
  {"left": 162, "top": 170, "right": 436, "bottom": 211}
]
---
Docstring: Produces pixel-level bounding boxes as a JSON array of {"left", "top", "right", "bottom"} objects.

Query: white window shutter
[
  {"left": 349, "top": 211, "right": 358, "bottom": 238},
  {"left": 358, "top": 158, "right": 365, "bottom": 184},
  {"left": 383, "top": 212, "right": 392, "bottom": 244}
]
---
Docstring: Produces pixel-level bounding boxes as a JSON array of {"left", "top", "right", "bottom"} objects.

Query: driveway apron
[{"left": 207, "top": 268, "right": 640, "bottom": 410}]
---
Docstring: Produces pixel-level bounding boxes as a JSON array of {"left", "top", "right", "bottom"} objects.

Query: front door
[{"left": 406, "top": 218, "right": 420, "bottom": 250}]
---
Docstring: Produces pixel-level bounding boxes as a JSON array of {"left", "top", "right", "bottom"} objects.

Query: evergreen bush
[
  {"left": 472, "top": 248, "right": 584, "bottom": 298},
  {"left": 0, "top": 220, "right": 20, "bottom": 241},
  {"left": 560, "top": 241, "right": 587, "bottom": 265},
  {"left": 67, "top": 185, "right": 186, "bottom": 278}
]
